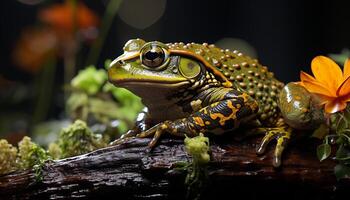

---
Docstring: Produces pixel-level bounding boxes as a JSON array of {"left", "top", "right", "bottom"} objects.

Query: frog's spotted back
[{"left": 166, "top": 42, "right": 284, "bottom": 124}]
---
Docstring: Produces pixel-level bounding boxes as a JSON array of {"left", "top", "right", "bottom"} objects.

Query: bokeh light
[
  {"left": 118, "top": 0, "right": 167, "bottom": 30},
  {"left": 17, "top": 0, "right": 44, "bottom": 5},
  {"left": 215, "top": 37, "right": 257, "bottom": 59}
]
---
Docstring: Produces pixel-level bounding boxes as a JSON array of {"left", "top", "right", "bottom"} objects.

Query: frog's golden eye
[
  {"left": 140, "top": 44, "right": 168, "bottom": 69},
  {"left": 179, "top": 58, "right": 201, "bottom": 79}
]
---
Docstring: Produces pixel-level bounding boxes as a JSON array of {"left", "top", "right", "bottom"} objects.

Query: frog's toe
[
  {"left": 256, "top": 127, "right": 291, "bottom": 168},
  {"left": 137, "top": 121, "right": 175, "bottom": 148},
  {"left": 110, "top": 130, "right": 138, "bottom": 146}
]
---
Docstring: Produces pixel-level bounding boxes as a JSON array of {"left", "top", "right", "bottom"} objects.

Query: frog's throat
[{"left": 112, "top": 50, "right": 233, "bottom": 88}]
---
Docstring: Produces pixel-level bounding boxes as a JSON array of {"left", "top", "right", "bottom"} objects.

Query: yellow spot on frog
[
  {"left": 295, "top": 95, "right": 301, "bottom": 100},
  {"left": 190, "top": 99, "right": 203, "bottom": 111},
  {"left": 240, "top": 93, "right": 250, "bottom": 102},
  {"left": 205, "top": 121, "right": 211, "bottom": 125},
  {"left": 210, "top": 100, "right": 238, "bottom": 126},
  {"left": 193, "top": 117, "right": 205, "bottom": 127}
]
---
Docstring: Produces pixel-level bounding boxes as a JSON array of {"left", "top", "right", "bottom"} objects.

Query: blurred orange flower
[
  {"left": 38, "top": 0, "right": 99, "bottom": 38},
  {"left": 12, "top": 28, "right": 57, "bottom": 73},
  {"left": 300, "top": 56, "right": 350, "bottom": 113}
]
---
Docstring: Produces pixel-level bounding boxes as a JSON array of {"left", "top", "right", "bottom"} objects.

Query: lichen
[
  {"left": 56, "top": 120, "right": 107, "bottom": 158},
  {"left": 184, "top": 133, "right": 210, "bottom": 200},
  {"left": 47, "top": 142, "right": 62, "bottom": 160},
  {"left": 184, "top": 133, "right": 210, "bottom": 165},
  {"left": 17, "top": 136, "right": 49, "bottom": 170},
  {"left": 0, "top": 139, "right": 18, "bottom": 175}
]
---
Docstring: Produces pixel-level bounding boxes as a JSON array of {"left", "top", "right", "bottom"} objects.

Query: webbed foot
[
  {"left": 254, "top": 126, "right": 292, "bottom": 167},
  {"left": 137, "top": 120, "right": 177, "bottom": 148}
]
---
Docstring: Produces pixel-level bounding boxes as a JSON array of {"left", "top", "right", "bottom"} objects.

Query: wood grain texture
[{"left": 0, "top": 135, "right": 348, "bottom": 200}]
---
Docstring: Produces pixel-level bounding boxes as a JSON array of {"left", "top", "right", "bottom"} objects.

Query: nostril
[{"left": 118, "top": 60, "right": 124, "bottom": 65}]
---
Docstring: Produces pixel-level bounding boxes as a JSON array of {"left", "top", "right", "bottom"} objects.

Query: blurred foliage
[
  {"left": 48, "top": 120, "right": 107, "bottom": 159},
  {"left": 71, "top": 66, "right": 107, "bottom": 95},
  {"left": 329, "top": 48, "right": 350, "bottom": 65},
  {"left": 32, "top": 120, "right": 70, "bottom": 147},
  {"left": 67, "top": 65, "right": 143, "bottom": 138}
]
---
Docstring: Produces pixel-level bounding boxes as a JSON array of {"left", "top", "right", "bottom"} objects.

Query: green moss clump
[
  {"left": 0, "top": 140, "right": 18, "bottom": 174},
  {"left": 17, "top": 136, "right": 49, "bottom": 170},
  {"left": 47, "top": 143, "right": 62, "bottom": 160},
  {"left": 0, "top": 136, "right": 49, "bottom": 175},
  {"left": 184, "top": 133, "right": 210, "bottom": 200},
  {"left": 184, "top": 133, "right": 210, "bottom": 165},
  {"left": 55, "top": 120, "right": 107, "bottom": 158}
]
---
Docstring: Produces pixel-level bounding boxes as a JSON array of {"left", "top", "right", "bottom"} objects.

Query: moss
[
  {"left": 184, "top": 133, "right": 210, "bottom": 165},
  {"left": 57, "top": 120, "right": 107, "bottom": 158},
  {"left": 17, "top": 136, "right": 49, "bottom": 170},
  {"left": 184, "top": 133, "right": 210, "bottom": 200},
  {"left": 0, "top": 140, "right": 18, "bottom": 175},
  {"left": 47, "top": 143, "right": 62, "bottom": 160}
]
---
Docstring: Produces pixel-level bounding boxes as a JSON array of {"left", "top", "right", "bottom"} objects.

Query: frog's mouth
[{"left": 108, "top": 62, "right": 190, "bottom": 88}]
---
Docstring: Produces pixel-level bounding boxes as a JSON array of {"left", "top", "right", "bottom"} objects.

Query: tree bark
[{"left": 0, "top": 135, "right": 348, "bottom": 200}]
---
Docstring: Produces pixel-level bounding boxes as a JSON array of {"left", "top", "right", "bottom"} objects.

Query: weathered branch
[{"left": 0, "top": 136, "right": 348, "bottom": 199}]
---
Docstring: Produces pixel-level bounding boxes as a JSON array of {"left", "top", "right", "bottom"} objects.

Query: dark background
[
  {"left": 1, "top": 0, "right": 350, "bottom": 123},
  {"left": 2, "top": 0, "right": 350, "bottom": 82}
]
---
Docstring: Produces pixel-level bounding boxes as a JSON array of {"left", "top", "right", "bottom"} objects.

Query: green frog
[{"left": 108, "top": 39, "right": 325, "bottom": 167}]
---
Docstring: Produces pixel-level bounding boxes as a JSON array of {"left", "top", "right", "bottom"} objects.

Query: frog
[{"left": 108, "top": 39, "right": 325, "bottom": 167}]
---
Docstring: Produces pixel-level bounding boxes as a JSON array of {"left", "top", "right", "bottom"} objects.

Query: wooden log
[{"left": 0, "top": 135, "right": 348, "bottom": 200}]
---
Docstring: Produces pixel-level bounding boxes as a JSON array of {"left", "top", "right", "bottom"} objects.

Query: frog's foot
[
  {"left": 137, "top": 120, "right": 179, "bottom": 148},
  {"left": 255, "top": 126, "right": 292, "bottom": 168},
  {"left": 110, "top": 130, "right": 139, "bottom": 146}
]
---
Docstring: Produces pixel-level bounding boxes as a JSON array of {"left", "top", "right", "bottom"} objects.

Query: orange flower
[
  {"left": 300, "top": 56, "right": 350, "bottom": 113},
  {"left": 12, "top": 28, "right": 57, "bottom": 73},
  {"left": 38, "top": 0, "right": 99, "bottom": 37}
]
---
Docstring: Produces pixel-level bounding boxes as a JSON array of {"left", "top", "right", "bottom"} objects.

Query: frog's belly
[{"left": 147, "top": 103, "right": 189, "bottom": 124}]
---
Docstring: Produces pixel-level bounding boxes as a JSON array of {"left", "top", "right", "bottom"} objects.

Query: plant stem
[
  {"left": 32, "top": 58, "right": 57, "bottom": 125},
  {"left": 85, "top": 0, "right": 123, "bottom": 66},
  {"left": 63, "top": 0, "right": 78, "bottom": 101}
]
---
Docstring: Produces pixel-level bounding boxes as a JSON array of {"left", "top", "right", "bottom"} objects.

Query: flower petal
[
  {"left": 324, "top": 99, "right": 347, "bottom": 113},
  {"left": 311, "top": 56, "right": 343, "bottom": 92},
  {"left": 311, "top": 93, "right": 334, "bottom": 106},
  {"left": 302, "top": 80, "right": 335, "bottom": 97},
  {"left": 300, "top": 71, "right": 317, "bottom": 82},
  {"left": 337, "top": 76, "right": 350, "bottom": 96},
  {"left": 344, "top": 58, "right": 350, "bottom": 79}
]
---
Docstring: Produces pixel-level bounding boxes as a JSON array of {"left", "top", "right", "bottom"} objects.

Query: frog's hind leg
[{"left": 253, "top": 124, "right": 292, "bottom": 168}]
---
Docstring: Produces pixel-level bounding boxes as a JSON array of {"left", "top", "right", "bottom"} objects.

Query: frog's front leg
[
  {"left": 137, "top": 89, "right": 259, "bottom": 147},
  {"left": 111, "top": 107, "right": 151, "bottom": 145}
]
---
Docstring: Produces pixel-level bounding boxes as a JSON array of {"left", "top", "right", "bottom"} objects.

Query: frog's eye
[
  {"left": 179, "top": 58, "right": 201, "bottom": 79},
  {"left": 140, "top": 44, "right": 168, "bottom": 69}
]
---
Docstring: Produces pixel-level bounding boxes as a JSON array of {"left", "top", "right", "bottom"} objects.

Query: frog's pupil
[
  {"left": 142, "top": 46, "right": 165, "bottom": 68},
  {"left": 145, "top": 51, "right": 161, "bottom": 61}
]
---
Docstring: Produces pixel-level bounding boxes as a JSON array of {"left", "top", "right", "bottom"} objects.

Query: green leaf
[
  {"left": 317, "top": 144, "right": 331, "bottom": 161},
  {"left": 334, "top": 164, "right": 350, "bottom": 180},
  {"left": 312, "top": 124, "right": 329, "bottom": 139}
]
